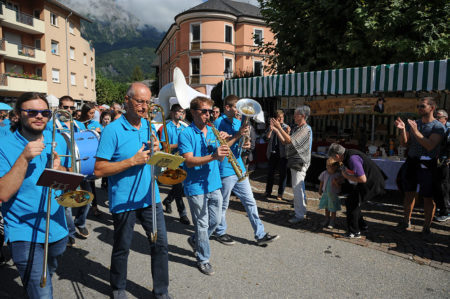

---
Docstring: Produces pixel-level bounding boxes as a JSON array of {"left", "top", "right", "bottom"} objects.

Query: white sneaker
[
  {"left": 327, "top": 219, "right": 335, "bottom": 229},
  {"left": 288, "top": 217, "right": 304, "bottom": 224}
]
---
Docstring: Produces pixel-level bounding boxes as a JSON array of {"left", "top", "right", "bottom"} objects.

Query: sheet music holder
[
  {"left": 37, "top": 168, "right": 85, "bottom": 191},
  {"left": 147, "top": 152, "right": 185, "bottom": 169}
]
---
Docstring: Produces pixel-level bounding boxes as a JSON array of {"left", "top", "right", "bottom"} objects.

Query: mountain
[{"left": 59, "top": 0, "right": 164, "bottom": 82}]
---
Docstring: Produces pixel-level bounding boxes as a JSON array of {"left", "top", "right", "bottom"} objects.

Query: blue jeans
[
  {"left": 110, "top": 203, "right": 169, "bottom": 296},
  {"left": 215, "top": 175, "right": 266, "bottom": 239},
  {"left": 187, "top": 189, "right": 222, "bottom": 263},
  {"left": 9, "top": 236, "right": 68, "bottom": 299}
]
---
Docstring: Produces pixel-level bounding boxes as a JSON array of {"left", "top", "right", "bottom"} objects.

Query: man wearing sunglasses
[
  {"left": 178, "top": 96, "right": 229, "bottom": 275},
  {"left": 212, "top": 95, "right": 279, "bottom": 247},
  {"left": 46, "top": 95, "right": 85, "bottom": 133},
  {"left": 394, "top": 97, "right": 445, "bottom": 237},
  {"left": 0, "top": 92, "right": 71, "bottom": 298}
]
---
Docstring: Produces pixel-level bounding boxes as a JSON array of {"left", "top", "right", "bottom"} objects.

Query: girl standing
[{"left": 318, "top": 158, "right": 343, "bottom": 228}]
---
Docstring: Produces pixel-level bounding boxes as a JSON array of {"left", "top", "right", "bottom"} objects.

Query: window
[
  {"left": 51, "top": 40, "right": 59, "bottom": 55},
  {"left": 34, "top": 10, "right": 40, "bottom": 19},
  {"left": 254, "top": 29, "right": 263, "bottom": 45},
  {"left": 36, "top": 68, "right": 42, "bottom": 77},
  {"left": 6, "top": 63, "right": 23, "bottom": 74},
  {"left": 91, "top": 79, "right": 94, "bottom": 90},
  {"left": 52, "top": 69, "right": 60, "bottom": 83},
  {"left": 190, "top": 23, "right": 200, "bottom": 50},
  {"left": 69, "top": 47, "right": 75, "bottom": 60},
  {"left": 69, "top": 22, "right": 74, "bottom": 34},
  {"left": 50, "top": 13, "right": 57, "bottom": 26},
  {"left": 70, "top": 73, "right": 76, "bottom": 85},
  {"left": 173, "top": 38, "right": 176, "bottom": 54},
  {"left": 84, "top": 76, "right": 88, "bottom": 88},
  {"left": 254, "top": 61, "right": 263, "bottom": 76},
  {"left": 190, "top": 57, "right": 200, "bottom": 84},
  {"left": 35, "top": 39, "right": 41, "bottom": 50},
  {"left": 225, "top": 25, "right": 232, "bottom": 43},
  {"left": 83, "top": 53, "right": 87, "bottom": 65},
  {"left": 225, "top": 58, "right": 233, "bottom": 74}
]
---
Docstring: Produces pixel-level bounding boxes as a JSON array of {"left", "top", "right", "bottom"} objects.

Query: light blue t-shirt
[
  {"left": 85, "top": 120, "right": 103, "bottom": 132},
  {"left": 0, "top": 121, "right": 11, "bottom": 136},
  {"left": 95, "top": 115, "right": 161, "bottom": 214},
  {"left": 178, "top": 122, "right": 222, "bottom": 196},
  {"left": 0, "top": 130, "right": 70, "bottom": 243},
  {"left": 160, "top": 120, "right": 187, "bottom": 154},
  {"left": 214, "top": 115, "right": 246, "bottom": 178}
]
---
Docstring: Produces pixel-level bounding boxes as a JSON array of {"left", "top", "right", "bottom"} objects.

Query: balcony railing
[
  {"left": 0, "top": 74, "right": 7, "bottom": 86},
  {"left": 18, "top": 44, "right": 35, "bottom": 58},
  {"left": 16, "top": 10, "right": 33, "bottom": 26}
]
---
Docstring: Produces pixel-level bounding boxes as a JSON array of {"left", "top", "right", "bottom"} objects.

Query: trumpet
[
  {"left": 41, "top": 109, "right": 93, "bottom": 288},
  {"left": 207, "top": 121, "right": 247, "bottom": 182}
]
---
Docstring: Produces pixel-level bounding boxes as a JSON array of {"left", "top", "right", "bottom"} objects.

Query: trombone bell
[
  {"left": 56, "top": 190, "right": 94, "bottom": 208},
  {"left": 157, "top": 168, "right": 187, "bottom": 185}
]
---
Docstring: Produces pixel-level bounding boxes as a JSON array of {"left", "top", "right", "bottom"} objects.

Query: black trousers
[
  {"left": 163, "top": 183, "right": 186, "bottom": 216},
  {"left": 434, "top": 164, "right": 450, "bottom": 216},
  {"left": 345, "top": 189, "right": 367, "bottom": 234},
  {"left": 265, "top": 153, "right": 288, "bottom": 196}
]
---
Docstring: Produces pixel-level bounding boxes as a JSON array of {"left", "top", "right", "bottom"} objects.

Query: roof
[
  {"left": 176, "top": 0, "right": 261, "bottom": 19},
  {"left": 46, "top": 0, "right": 93, "bottom": 23}
]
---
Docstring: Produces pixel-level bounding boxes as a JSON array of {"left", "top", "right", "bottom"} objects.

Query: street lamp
[{"left": 223, "top": 67, "right": 232, "bottom": 80}]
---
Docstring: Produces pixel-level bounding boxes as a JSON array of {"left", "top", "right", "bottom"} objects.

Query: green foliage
[
  {"left": 258, "top": 0, "right": 449, "bottom": 73},
  {"left": 95, "top": 73, "right": 129, "bottom": 105},
  {"left": 131, "top": 65, "right": 144, "bottom": 82}
]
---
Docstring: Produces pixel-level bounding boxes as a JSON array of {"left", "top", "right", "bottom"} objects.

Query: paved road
[{"left": 1, "top": 184, "right": 449, "bottom": 298}]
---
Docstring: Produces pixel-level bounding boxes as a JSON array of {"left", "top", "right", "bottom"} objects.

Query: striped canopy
[{"left": 222, "top": 59, "right": 449, "bottom": 99}]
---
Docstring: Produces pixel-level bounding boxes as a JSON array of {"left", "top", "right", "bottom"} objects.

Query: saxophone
[{"left": 207, "top": 121, "right": 247, "bottom": 182}]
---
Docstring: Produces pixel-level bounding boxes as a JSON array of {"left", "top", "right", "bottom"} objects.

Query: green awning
[{"left": 222, "top": 59, "right": 449, "bottom": 98}]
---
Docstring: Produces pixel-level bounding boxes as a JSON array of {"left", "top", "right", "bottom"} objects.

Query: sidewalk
[{"left": 242, "top": 167, "right": 450, "bottom": 271}]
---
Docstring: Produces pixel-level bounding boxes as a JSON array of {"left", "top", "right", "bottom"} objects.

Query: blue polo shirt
[
  {"left": 85, "top": 120, "right": 103, "bottom": 132},
  {"left": 178, "top": 123, "right": 222, "bottom": 196},
  {"left": 0, "top": 130, "right": 70, "bottom": 243},
  {"left": 46, "top": 119, "right": 86, "bottom": 133},
  {"left": 0, "top": 121, "right": 11, "bottom": 136},
  {"left": 95, "top": 115, "right": 160, "bottom": 214},
  {"left": 160, "top": 120, "right": 187, "bottom": 154},
  {"left": 214, "top": 115, "right": 246, "bottom": 178}
]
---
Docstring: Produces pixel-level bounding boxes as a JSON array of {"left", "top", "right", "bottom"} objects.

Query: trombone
[{"left": 40, "top": 109, "right": 93, "bottom": 288}]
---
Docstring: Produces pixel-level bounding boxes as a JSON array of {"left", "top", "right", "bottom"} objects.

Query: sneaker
[
  {"left": 288, "top": 217, "right": 304, "bottom": 224},
  {"left": 256, "top": 233, "right": 280, "bottom": 246},
  {"left": 67, "top": 237, "right": 77, "bottom": 247},
  {"left": 163, "top": 201, "right": 172, "bottom": 214},
  {"left": 112, "top": 289, "right": 127, "bottom": 299},
  {"left": 197, "top": 262, "right": 214, "bottom": 275},
  {"left": 344, "top": 232, "right": 361, "bottom": 239},
  {"left": 179, "top": 215, "right": 190, "bottom": 225},
  {"left": 435, "top": 214, "right": 450, "bottom": 222},
  {"left": 321, "top": 218, "right": 330, "bottom": 227},
  {"left": 187, "top": 236, "right": 196, "bottom": 252},
  {"left": 327, "top": 219, "right": 335, "bottom": 229},
  {"left": 215, "top": 234, "right": 235, "bottom": 246},
  {"left": 395, "top": 221, "right": 411, "bottom": 232},
  {"left": 77, "top": 226, "right": 90, "bottom": 238}
]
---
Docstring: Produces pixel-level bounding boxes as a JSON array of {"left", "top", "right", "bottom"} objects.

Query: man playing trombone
[
  {"left": 213, "top": 95, "right": 279, "bottom": 246},
  {"left": 0, "top": 92, "right": 71, "bottom": 298},
  {"left": 94, "top": 83, "right": 172, "bottom": 299}
]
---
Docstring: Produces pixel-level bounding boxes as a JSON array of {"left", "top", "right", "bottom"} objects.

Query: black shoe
[
  {"left": 256, "top": 233, "right": 280, "bottom": 246},
  {"left": 344, "top": 232, "right": 361, "bottom": 239},
  {"left": 163, "top": 201, "right": 172, "bottom": 214},
  {"left": 67, "top": 237, "right": 77, "bottom": 247},
  {"left": 215, "top": 234, "right": 235, "bottom": 245},
  {"left": 0, "top": 254, "right": 6, "bottom": 266},
  {"left": 77, "top": 226, "right": 90, "bottom": 238},
  {"left": 197, "top": 262, "right": 215, "bottom": 275},
  {"left": 179, "top": 215, "right": 190, "bottom": 225}
]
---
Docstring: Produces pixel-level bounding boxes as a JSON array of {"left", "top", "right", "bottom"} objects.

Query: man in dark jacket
[{"left": 328, "top": 143, "right": 386, "bottom": 238}]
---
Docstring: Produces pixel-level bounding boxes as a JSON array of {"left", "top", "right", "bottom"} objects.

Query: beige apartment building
[
  {"left": 0, "top": 0, "right": 95, "bottom": 105},
  {"left": 156, "top": 0, "right": 275, "bottom": 95}
]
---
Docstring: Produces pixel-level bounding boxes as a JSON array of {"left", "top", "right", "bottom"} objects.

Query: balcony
[
  {"left": 1, "top": 4, "right": 45, "bottom": 34},
  {"left": 0, "top": 73, "right": 47, "bottom": 93},
  {"left": 4, "top": 41, "right": 46, "bottom": 64}
]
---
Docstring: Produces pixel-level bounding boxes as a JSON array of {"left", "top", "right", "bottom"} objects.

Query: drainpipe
[{"left": 65, "top": 12, "right": 72, "bottom": 96}]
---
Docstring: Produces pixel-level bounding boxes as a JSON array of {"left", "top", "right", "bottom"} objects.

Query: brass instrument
[
  {"left": 41, "top": 109, "right": 93, "bottom": 288},
  {"left": 236, "top": 98, "right": 262, "bottom": 156},
  {"left": 207, "top": 121, "right": 247, "bottom": 182}
]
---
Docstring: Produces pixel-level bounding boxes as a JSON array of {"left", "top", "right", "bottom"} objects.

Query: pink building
[{"left": 155, "top": 0, "right": 274, "bottom": 95}]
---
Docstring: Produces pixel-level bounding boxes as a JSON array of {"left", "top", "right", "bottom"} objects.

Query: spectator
[
  {"left": 434, "top": 109, "right": 450, "bottom": 222},
  {"left": 100, "top": 110, "right": 114, "bottom": 128},
  {"left": 211, "top": 106, "right": 220, "bottom": 122}
]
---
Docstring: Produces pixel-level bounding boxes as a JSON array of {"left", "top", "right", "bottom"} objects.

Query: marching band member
[
  {"left": 178, "top": 96, "right": 228, "bottom": 275},
  {"left": 46, "top": 95, "right": 85, "bottom": 133},
  {"left": 79, "top": 102, "right": 102, "bottom": 133},
  {"left": 160, "top": 104, "right": 190, "bottom": 225},
  {"left": 0, "top": 92, "right": 70, "bottom": 298},
  {"left": 213, "top": 95, "right": 279, "bottom": 246},
  {"left": 94, "top": 83, "right": 172, "bottom": 299}
]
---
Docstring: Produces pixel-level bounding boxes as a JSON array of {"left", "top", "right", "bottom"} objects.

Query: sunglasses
[
  {"left": 416, "top": 104, "right": 427, "bottom": 109},
  {"left": 21, "top": 109, "right": 52, "bottom": 118},
  {"left": 62, "top": 105, "right": 76, "bottom": 110},
  {"left": 195, "top": 108, "right": 213, "bottom": 114}
]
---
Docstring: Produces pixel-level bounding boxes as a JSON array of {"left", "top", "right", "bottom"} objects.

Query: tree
[
  {"left": 96, "top": 72, "right": 129, "bottom": 105},
  {"left": 131, "top": 65, "right": 144, "bottom": 82},
  {"left": 257, "top": 0, "right": 449, "bottom": 73}
]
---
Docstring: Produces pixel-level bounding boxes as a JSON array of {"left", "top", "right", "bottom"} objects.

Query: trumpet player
[
  {"left": 213, "top": 95, "right": 279, "bottom": 246},
  {"left": 0, "top": 92, "right": 71, "bottom": 299},
  {"left": 178, "top": 96, "right": 229, "bottom": 276},
  {"left": 94, "top": 83, "right": 172, "bottom": 299}
]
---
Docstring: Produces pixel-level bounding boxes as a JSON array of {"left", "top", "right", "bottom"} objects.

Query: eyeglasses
[
  {"left": 62, "top": 105, "right": 76, "bottom": 110},
  {"left": 417, "top": 104, "right": 427, "bottom": 109},
  {"left": 21, "top": 109, "right": 52, "bottom": 118},
  {"left": 194, "top": 108, "right": 213, "bottom": 114},
  {"left": 130, "top": 97, "right": 150, "bottom": 106},
  {"left": 213, "top": 111, "right": 220, "bottom": 114}
]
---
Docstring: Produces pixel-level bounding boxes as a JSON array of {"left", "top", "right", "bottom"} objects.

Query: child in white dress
[{"left": 318, "top": 158, "right": 343, "bottom": 228}]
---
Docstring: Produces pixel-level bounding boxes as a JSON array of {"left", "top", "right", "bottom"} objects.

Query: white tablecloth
[{"left": 372, "top": 158, "right": 404, "bottom": 190}]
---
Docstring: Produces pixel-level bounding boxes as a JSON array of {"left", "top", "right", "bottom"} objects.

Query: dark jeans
[
  {"left": 345, "top": 189, "right": 367, "bottom": 234},
  {"left": 163, "top": 183, "right": 187, "bottom": 217},
  {"left": 65, "top": 180, "right": 92, "bottom": 237},
  {"left": 9, "top": 236, "right": 68, "bottom": 299},
  {"left": 110, "top": 203, "right": 169, "bottom": 296},
  {"left": 434, "top": 164, "right": 450, "bottom": 215},
  {"left": 265, "top": 153, "right": 287, "bottom": 196}
]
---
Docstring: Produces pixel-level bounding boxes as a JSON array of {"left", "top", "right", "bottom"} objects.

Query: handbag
[{"left": 287, "top": 155, "right": 304, "bottom": 171}]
